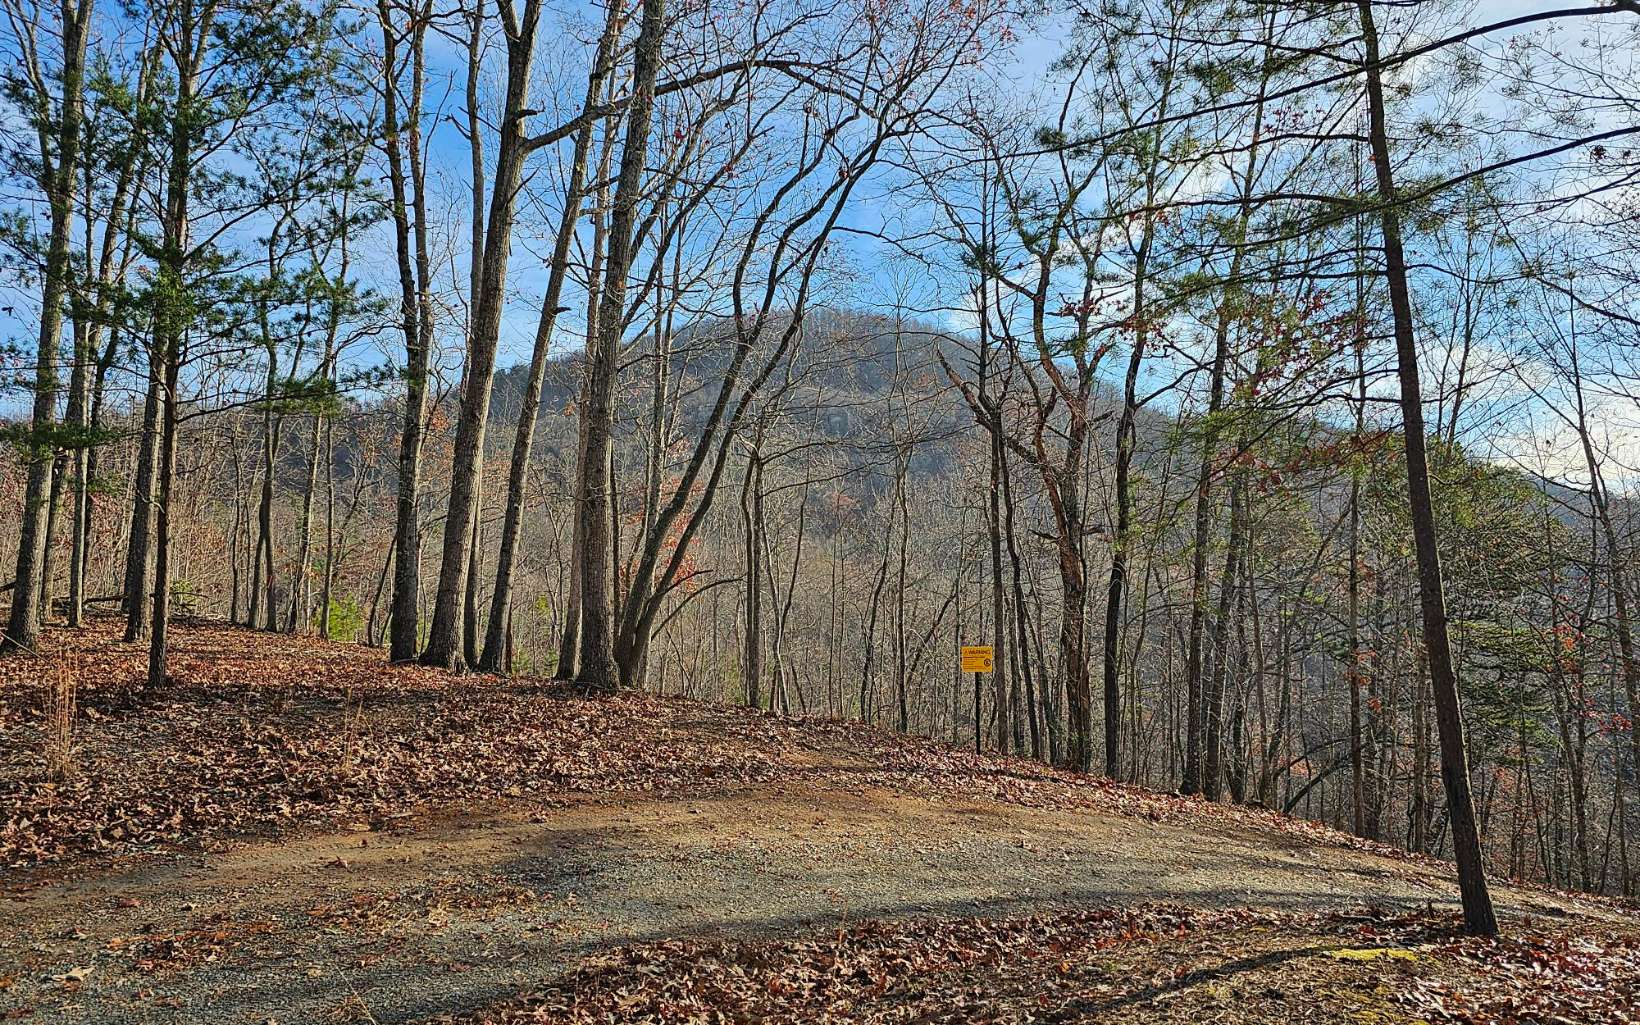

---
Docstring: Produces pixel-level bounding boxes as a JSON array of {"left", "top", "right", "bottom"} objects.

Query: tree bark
[
  {"left": 479, "top": 3, "right": 618, "bottom": 671},
  {"left": 577, "top": 0, "right": 667, "bottom": 691},
  {"left": 553, "top": 128, "right": 614, "bottom": 681},
  {"left": 3, "top": 0, "right": 92, "bottom": 654},
  {"left": 380, "top": 0, "right": 435, "bottom": 663},
  {"left": 1358, "top": 0, "right": 1497, "bottom": 936},
  {"left": 740, "top": 446, "right": 764, "bottom": 708},
  {"left": 145, "top": 0, "right": 210, "bottom": 690},
  {"left": 123, "top": 353, "right": 161, "bottom": 641},
  {"left": 422, "top": 0, "right": 546, "bottom": 670},
  {"left": 1204, "top": 479, "right": 1243, "bottom": 800}
]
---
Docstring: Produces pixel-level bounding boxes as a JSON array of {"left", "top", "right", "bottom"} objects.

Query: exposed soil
[
  {"left": 2, "top": 766, "right": 1625, "bottom": 1023},
  {"left": 0, "top": 619, "right": 1632, "bottom": 1024}
]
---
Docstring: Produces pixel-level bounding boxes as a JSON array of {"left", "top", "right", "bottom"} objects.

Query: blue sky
[{"left": 2, "top": 0, "right": 1636, "bottom": 494}]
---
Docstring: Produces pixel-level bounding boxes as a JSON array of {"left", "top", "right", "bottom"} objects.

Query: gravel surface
[{"left": 0, "top": 775, "right": 1616, "bottom": 1024}]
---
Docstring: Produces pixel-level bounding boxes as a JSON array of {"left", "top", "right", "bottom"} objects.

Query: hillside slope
[{"left": 1, "top": 619, "right": 1634, "bottom": 1024}]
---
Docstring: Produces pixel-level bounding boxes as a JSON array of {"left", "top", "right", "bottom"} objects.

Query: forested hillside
[{"left": 3, "top": 0, "right": 1640, "bottom": 1020}]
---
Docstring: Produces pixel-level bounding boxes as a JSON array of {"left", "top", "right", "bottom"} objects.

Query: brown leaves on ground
[
  {"left": 305, "top": 876, "right": 542, "bottom": 934},
  {"left": 440, "top": 905, "right": 1238, "bottom": 1024},
  {"left": 1398, "top": 928, "right": 1640, "bottom": 1024},
  {"left": 5, "top": 620, "right": 1636, "bottom": 1025},
  {"left": 0, "top": 616, "right": 1584, "bottom": 901},
  {"left": 0, "top": 617, "right": 807, "bottom": 869},
  {"left": 113, "top": 916, "right": 279, "bottom": 975},
  {"left": 436, "top": 905, "right": 1640, "bottom": 1025}
]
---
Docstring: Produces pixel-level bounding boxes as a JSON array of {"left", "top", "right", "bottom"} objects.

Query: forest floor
[{"left": 1, "top": 617, "right": 1636, "bottom": 1024}]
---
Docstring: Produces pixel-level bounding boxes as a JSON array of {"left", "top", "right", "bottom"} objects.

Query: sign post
[
  {"left": 960, "top": 645, "right": 995, "bottom": 673},
  {"left": 961, "top": 645, "right": 994, "bottom": 753}
]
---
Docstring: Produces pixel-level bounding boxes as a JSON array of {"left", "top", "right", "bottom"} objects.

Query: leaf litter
[
  {"left": 434, "top": 905, "right": 1640, "bottom": 1025},
  {"left": 0, "top": 616, "right": 1542, "bottom": 887},
  {"left": 3, "top": 618, "right": 1637, "bottom": 1024}
]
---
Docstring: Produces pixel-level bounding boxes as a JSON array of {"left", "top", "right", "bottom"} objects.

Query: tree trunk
[
  {"left": 67, "top": 127, "right": 139, "bottom": 629},
  {"left": 1204, "top": 479, "right": 1243, "bottom": 800},
  {"left": 1105, "top": 269, "right": 1151, "bottom": 778},
  {"left": 576, "top": 0, "right": 667, "bottom": 691},
  {"left": 1358, "top": 0, "right": 1497, "bottom": 936},
  {"left": 288, "top": 410, "right": 323, "bottom": 633},
  {"left": 320, "top": 401, "right": 336, "bottom": 638},
  {"left": 1059, "top": 530, "right": 1093, "bottom": 773},
  {"left": 145, "top": 0, "right": 199, "bottom": 688},
  {"left": 2, "top": 0, "right": 92, "bottom": 654},
  {"left": 147, "top": 326, "right": 182, "bottom": 689},
  {"left": 380, "top": 0, "right": 435, "bottom": 663},
  {"left": 123, "top": 356, "right": 161, "bottom": 641},
  {"left": 421, "top": 0, "right": 545, "bottom": 670},
  {"left": 983, "top": 351, "right": 1008, "bottom": 753},
  {"left": 740, "top": 447, "right": 764, "bottom": 708},
  {"left": 479, "top": 5, "right": 617, "bottom": 671}
]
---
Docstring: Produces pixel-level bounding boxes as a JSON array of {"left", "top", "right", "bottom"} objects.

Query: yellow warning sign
[{"left": 961, "top": 645, "right": 994, "bottom": 673}]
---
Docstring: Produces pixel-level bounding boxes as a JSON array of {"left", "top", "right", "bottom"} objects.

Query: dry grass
[
  {"left": 339, "top": 679, "right": 365, "bottom": 775},
  {"left": 42, "top": 655, "right": 77, "bottom": 782}
]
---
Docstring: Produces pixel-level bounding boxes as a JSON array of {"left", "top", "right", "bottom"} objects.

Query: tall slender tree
[
  {"left": 1, "top": 0, "right": 93, "bottom": 652},
  {"left": 1357, "top": 0, "right": 1497, "bottom": 936}
]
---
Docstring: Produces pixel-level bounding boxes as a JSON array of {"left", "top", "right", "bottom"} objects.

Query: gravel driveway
[{"left": 0, "top": 775, "right": 1612, "bottom": 1025}]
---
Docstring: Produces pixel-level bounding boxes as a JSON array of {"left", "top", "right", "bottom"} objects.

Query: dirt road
[{"left": 0, "top": 772, "right": 1612, "bottom": 1025}]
